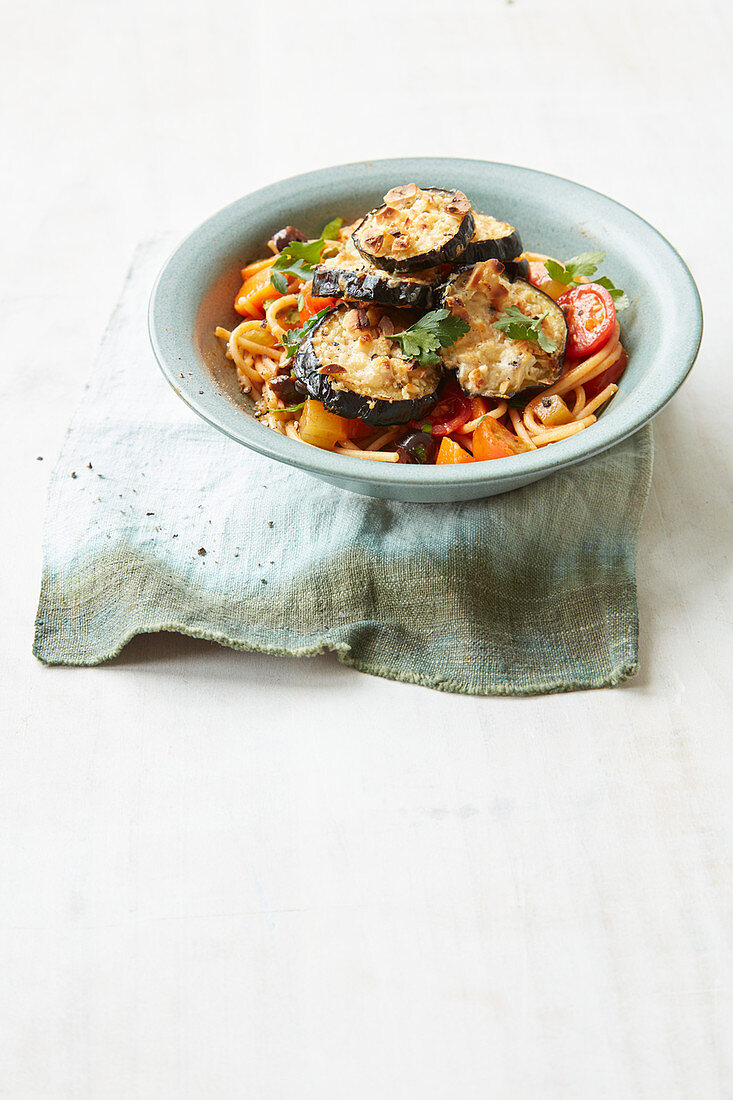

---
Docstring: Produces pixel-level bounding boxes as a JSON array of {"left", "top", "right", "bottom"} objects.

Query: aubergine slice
[
  {"left": 503, "top": 256, "right": 530, "bottom": 282},
  {"left": 440, "top": 261, "right": 567, "bottom": 398},
  {"left": 460, "top": 212, "right": 524, "bottom": 266},
  {"left": 312, "top": 241, "right": 441, "bottom": 309},
  {"left": 352, "top": 184, "right": 474, "bottom": 273},
  {"left": 292, "top": 306, "right": 443, "bottom": 426}
]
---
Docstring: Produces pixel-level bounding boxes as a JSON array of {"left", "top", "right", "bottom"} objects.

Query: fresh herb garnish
[
  {"left": 271, "top": 238, "right": 327, "bottom": 293},
  {"left": 544, "top": 251, "right": 629, "bottom": 309},
  {"left": 391, "top": 309, "right": 470, "bottom": 366},
  {"left": 593, "top": 276, "right": 630, "bottom": 310},
  {"left": 320, "top": 216, "right": 343, "bottom": 240},
  {"left": 492, "top": 306, "right": 558, "bottom": 354},
  {"left": 280, "top": 307, "right": 333, "bottom": 358},
  {"left": 544, "top": 251, "right": 605, "bottom": 284},
  {"left": 270, "top": 217, "right": 343, "bottom": 292},
  {"left": 273, "top": 401, "right": 306, "bottom": 415}
]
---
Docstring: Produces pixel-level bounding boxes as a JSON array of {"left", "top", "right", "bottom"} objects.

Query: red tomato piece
[
  {"left": 299, "top": 285, "right": 338, "bottom": 323},
  {"left": 413, "top": 381, "right": 474, "bottom": 437},
  {"left": 583, "top": 348, "right": 628, "bottom": 400},
  {"left": 558, "top": 283, "right": 616, "bottom": 358}
]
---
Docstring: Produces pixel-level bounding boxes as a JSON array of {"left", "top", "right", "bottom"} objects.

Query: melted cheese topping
[
  {"left": 442, "top": 265, "right": 566, "bottom": 398},
  {"left": 312, "top": 310, "right": 440, "bottom": 402},
  {"left": 355, "top": 188, "right": 468, "bottom": 262},
  {"left": 470, "top": 212, "right": 515, "bottom": 245}
]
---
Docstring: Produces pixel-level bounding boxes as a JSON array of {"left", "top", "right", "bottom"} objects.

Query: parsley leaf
[
  {"left": 594, "top": 276, "right": 630, "bottom": 311},
  {"left": 269, "top": 218, "right": 342, "bottom": 292},
  {"left": 545, "top": 251, "right": 606, "bottom": 285},
  {"left": 544, "top": 251, "right": 629, "bottom": 309},
  {"left": 492, "top": 305, "right": 557, "bottom": 354},
  {"left": 320, "top": 217, "right": 343, "bottom": 240},
  {"left": 271, "top": 237, "right": 329, "bottom": 292},
  {"left": 391, "top": 309, "right": 470, "bottom": 366},
  {"left": 280, "top": 307, "right": 333, "bottom": 358}
]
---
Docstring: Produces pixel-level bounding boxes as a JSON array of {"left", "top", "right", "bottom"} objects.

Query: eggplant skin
[
  {"left": 502, "top": 256, "right": 530, "bottom": 282},
  {"left": 292, "top": 313, "right": 442, "bottom": 427},
  {"left": 312, "top": 263, "right": 438, "bottom": 310},
  {"left": 460, "top": 227, "right": 524, "bottom": 267},
  {"left": 352, "top": 189, "right": 475, "bottom": 274}
]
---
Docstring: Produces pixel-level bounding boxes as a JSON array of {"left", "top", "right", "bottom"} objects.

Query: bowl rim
[{"left": 149, "top": 156, "right": 703, "bottom": 488}]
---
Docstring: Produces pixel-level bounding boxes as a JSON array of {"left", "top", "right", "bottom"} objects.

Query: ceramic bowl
[{"left": 148, "top": 158, "right": 702, "bottom": 502}]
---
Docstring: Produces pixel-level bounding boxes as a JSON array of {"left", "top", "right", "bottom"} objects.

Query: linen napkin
[{"left": 33, "top": 239, "right": 653, "bottom": 695}]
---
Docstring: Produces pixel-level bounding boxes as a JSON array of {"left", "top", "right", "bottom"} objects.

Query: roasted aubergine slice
[
  {"left": 292, "top": 305, "right": 443, "bottom": 426},
  {"left": 440, "top": 261, "right": 567, "bottom": 398},
  {"left": 352, "top": 185, "right": 474, "bottom": 273},
  {"left": 460, "top": 212, "right": 524, "bottom": 267},
  {"left": 312, "top": 240, "right": 441, "bottom": 310}
]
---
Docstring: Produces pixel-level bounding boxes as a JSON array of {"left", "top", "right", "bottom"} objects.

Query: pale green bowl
[{"left": 149, "top": 158, "right": 702, "bottom": 502}]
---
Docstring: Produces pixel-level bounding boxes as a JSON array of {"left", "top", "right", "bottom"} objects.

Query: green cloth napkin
[{"left": 33, "top": 240, "right": 653, "bottom": 695}]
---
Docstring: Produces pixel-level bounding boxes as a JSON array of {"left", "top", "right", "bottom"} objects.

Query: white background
[{"left": 2, "top": 1, "right": 732, "bottom": 1096}]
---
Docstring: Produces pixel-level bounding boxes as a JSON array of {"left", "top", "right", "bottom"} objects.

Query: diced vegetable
[
  {"left": 240, "top": 257, "right": 276, "bottom": 280},
  {"left": 235, "top": 266, "right": 280, "bottom": 318},
  {"left": 436, "top": 438, "right": 474, "bottom": 464},
  {"left": 298, "top": 285, "right": 339, "bottom": 324},
  {"left": 298, "top": 399, "right": 347, "bottom": 449},
  {"left": 534, "top": 394, "right": 574, "bottom": 427},
  {"left": 473, "top": 417, "right": 530, "bottom": 461},
  {"left": 342, "top": 417, "right": 374, "bottom": 441}
]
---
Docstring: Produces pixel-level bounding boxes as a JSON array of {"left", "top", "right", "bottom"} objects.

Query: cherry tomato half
[
  {"left": 583, "top": 348, "right": 628, "bottom": 401},
  {"left": 557, "top": 283, "right": 616, "bottom": 358},
  {"left": 411, "top": 382, "right": 474, "bottom": 437}
]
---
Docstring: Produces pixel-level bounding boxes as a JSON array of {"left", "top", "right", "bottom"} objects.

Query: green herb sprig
[
  {"left": 280, "top": 307, "right": 333, "bottom": 358},
  {"left": 391, "top": 309, "right": 470, "bottom": 366},
  {"left": 544, "top": 251, "right": 629, "bottom": 309},
  {"left": 492, "top": 306, "right": 557, "bottom": 354},
  {"left": 270, "top": 217, "right": 343, "bottom": 293}
]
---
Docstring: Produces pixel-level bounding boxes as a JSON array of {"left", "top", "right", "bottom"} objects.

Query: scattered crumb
[
  {"left": 146, "top": 512, "right": 154, "bottom": 516},
  {"left": 87, "top": 462, "right": 93, "bottom": 469},
  {"left": 70, "top": 471, "right": 77, "bottom": 479},
  {"left": 261, "top": 579, "right": 267, "bottom": 584},
  {"left": 198, "top": 547, "right": 206, "bottom": 556},
  {"left": 234, "top": 553, "right": 239, "bottom": 558},
  {"left": 36, "top": 456, "right": 43, "bottom": 461},
  {"left": 268, "top": 521, "right": 274, "bottom": 528}
]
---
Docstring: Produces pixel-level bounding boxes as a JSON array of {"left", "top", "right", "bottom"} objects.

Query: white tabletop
[{"left": 3, "top": 1, "right": 732, "bottom": 1096}]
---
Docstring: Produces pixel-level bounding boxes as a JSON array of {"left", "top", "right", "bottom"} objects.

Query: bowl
[{"left": 148, "top": 158, "right": 702, "bottom": 502}]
